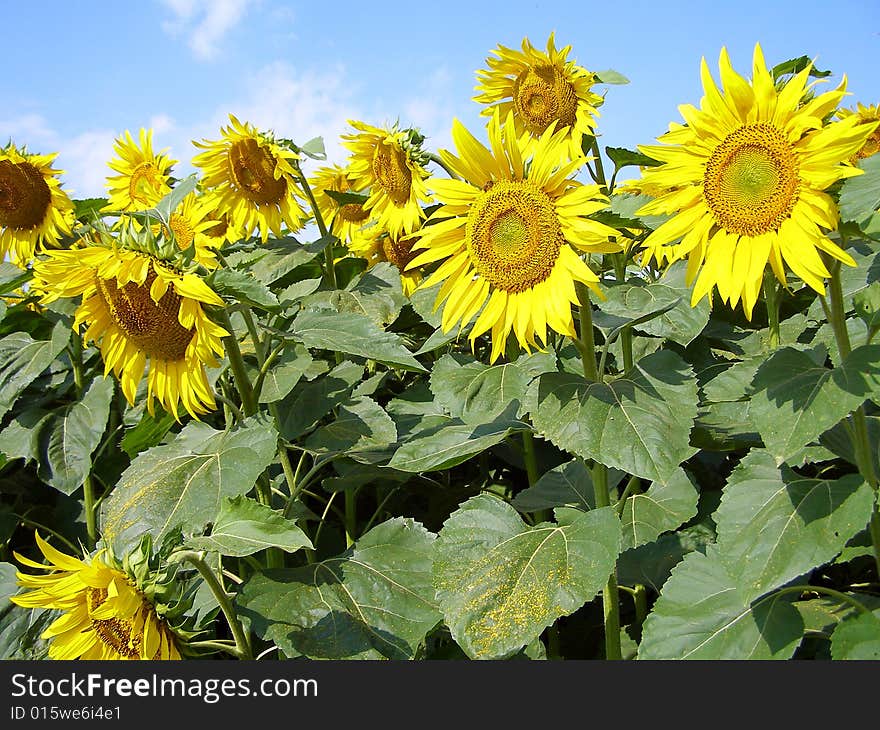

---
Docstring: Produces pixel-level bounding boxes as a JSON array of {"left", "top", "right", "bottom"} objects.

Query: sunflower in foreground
[
  {"left": 837, "top": 102, "right": 880, "bottom": 161},
  {"left": 11, "top": 532, "right": 181, "bottom": 660},
  {"left": 342, "top": 121, "right": 432, "bottom": 238},
  {"left": 409, "top": 111, "right": 620, "bottom": 363},
  {"left": 0, "top": 143, "right": 74, "bottom": 266},
  {"left": 104, "top": 129, "right": 177, "bottom": 212},
  {"left": 474, "top": 33, "right": 603, "bottom": 159},
  {"left": 192, "top": 114, "right": 307, "bottom": 243},
  {"left": 309, "top": 163, "right": 373, "bottom": 246},
  {"left": 635, "top": 43, "right": 880, "bottom": 317},
  {"left": 33, "top": 225, "right": 228, "bottom": 418}
]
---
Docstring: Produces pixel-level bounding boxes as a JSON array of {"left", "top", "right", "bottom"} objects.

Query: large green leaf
[
  {"left": 39, "top": 376, "right": 114, "bottom": 495},
  {"left": 100, "top": 418, "right": 278, "bottom": 555},
  {"left": 278, "top": 361, "right": 364, "bottom": 440},
  {"left": 638, "top": 545, "right": 803, "bottom": 659},
  {"left": 839, "top": 154, "right": 880, "bottom": 229},
  {"left": 304, "top": 396, "right": 397, "bottom": 458},
  {"left": 434, "top": 494, "right": 620, "bottom": 659},
  {"left": 0, "top": 321, "right": 69, "bottom": 421},
  {"left": 511, "top": 458, "right": 596, "bottom": 512},
  {"left": 430, "top": 354, "right": 532, "bottom": 426},
  {"left": 293, "top": 309, "right": 425, "bottom": 372},
  {"left": 714, "top": 450, "right": 874, "bottom": 602},
  {"left": 255, "top": 344, "right": 313, "bottom": 404},
  {"left": 527, "top": 350, "right": 698, "bottom": 482},
  {"left": 830, "top": 611, "right": 880, "bottom": 659},
  {"left": 211, "top": 269, "right": 280, "bottom": 312},
  {"left": 386, "top": 410, "right": 527, "bottom": 473},
  {"left": 185, "top": 495, "right": 313, "bottom": 557},
  {"left": 619, "top": 468, "right": 699, "bottom": 552},
  {"left": 749, "top": 345, "right": 880, "bottom": 463},
  {"left": 237, "top": 518, "right": 439, "bottom": 659}
]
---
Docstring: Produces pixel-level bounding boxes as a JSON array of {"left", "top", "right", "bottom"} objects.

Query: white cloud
[
  {"left": 400, "top": 66, "right": 456, "bottom": 154},
  {"left": 160, "top": 0, "right": 254, "bottom": 61}
]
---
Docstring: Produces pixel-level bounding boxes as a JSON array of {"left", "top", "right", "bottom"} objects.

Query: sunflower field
[{"left": 1, "top": 36, "right": 879, "bottom": 662}]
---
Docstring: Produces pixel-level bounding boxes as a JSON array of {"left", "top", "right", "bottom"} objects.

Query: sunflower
[
  {"left": 0, "top": 143, "right": 74, "bottom": 266},
  {"left": 473, "top": 33, "right": 603, "bottom": 160},
  {"left": 837, "top": 102, "right": 880, "bottom": 161},
  {"left": 308, "top": 163, "right": 373, "bottom": 246},
  {"left": 635, "top": 44, "right": 880, "bottom": 318},
  {"left": 342, "top": 121, "right": 432, "bottom": 238},
  {"left": 348, "top": 228, "right": 423, "bottom": 296},
  {"left": 192, "top": 114, "right": 308, "bottom": 243},
  {"left": 10, "top": 532, "right": 181, "bottom": 660},
  {"left": 104, "top": 129, "right": 177, "bottom": 212},
  {"left": 33, "top": 227, "right": 228, "bottom": 419},
  {"left": 409, "top": 111, "right": 620, "bottom": 363},
  {"left": 159, "top": 191, "right": 223, "bottom": 269}
]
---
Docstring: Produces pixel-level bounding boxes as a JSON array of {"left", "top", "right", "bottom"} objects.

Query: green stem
[
  {"left": 426, "top": 152, "right": 460, "bottom": 180},
  {"left": 613, "top": 254, "right": 633, "bottom": 372},
  {"left": 589, "top": 461, "right": 622, "bottom": 659},
  {"left": 763, "top": 270, "right": 781, "bottom": 349},
  {"left": 770, "top": 584, "right": 874, "bottom": 616},
  {"left": 219, "top": 310, "right": 257, "bottom": 417},
  {"left": 824, "top": 261, "right": 880, "bottom": 578},
  {"left": 522, "top": 431, "right": 539, "bottom": 486},
  {"left": 293, "top": 162, "right": 338, "bottom": 291},
  {"left": 176, "top": 551, "right": 252, "bottom": 660},
  {"left": 575, "top": 282, "right": 599, "bottom": 382}
]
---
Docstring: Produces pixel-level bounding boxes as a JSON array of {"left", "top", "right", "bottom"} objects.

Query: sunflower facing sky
[
  {"left": 33, "top": 226, "right": 228, "bottom": 419},
  {"left": 104, "top": 129, "right": 177, "bottom": 212},
  {"left": 0, "top": 143, "right": 74, "bottom": 266},
  {"left": 474, "top": 33, "right": 603, "bottom": 160},
  {"left": 635, "top": 43, "right": 880, "bottom": 318},
  {"left": 342, "top": 121, "right": 433, "bottom": 239},
  {"left": 193, "top": 114, "right": 308, "bottom": 243},
  {"left": 11, "top": 532, "right": 181, "bottom": 660},
  {"left": 409, "top": 111, "right": 620, "bottom": 363}
]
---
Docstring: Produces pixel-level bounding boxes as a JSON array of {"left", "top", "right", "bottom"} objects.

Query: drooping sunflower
[
  {"left": 308, "top": 163, "right": 373, "bottom": 246},
  {"left": 342, "top": 121, "right": 433, "bottom": 238},
  {"left": 0, "top": 143, "right": 74, "bottom": 266},
  {"left": 635, "top": 44, "right": 880, "bottom": 318},
  {"left": 192, "top": 114, "right": 308, "bottom": 243},
  {"left": 104, "top": 129, "right": 177, "bottom": 212},
  {"left": 409, "top": 111, "right": 621, "bottom": 363},
  {"left": 473, "top": 33, "right": 603, "bottom": 160},
  {"left": 33, "top": 224, "right": 228, "bottom": 419},
  {"left": 348, "top": 228, "right": 423, "bottom": 296},
  {"left": 837, "top": 102, "right": 880, "bottom": 161},
  {"left": 11, "top": 532, "right": 181, "bottom": 660}
]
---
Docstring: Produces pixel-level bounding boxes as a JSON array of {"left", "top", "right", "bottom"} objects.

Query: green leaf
[
  {"left": 185, "top": 495, "right": 313, "bottom": 557},
  {"left": 527, "top": 350, "right": 698, "bottom": 482},
  {"left": 100, "top": 418, "right": 278, "bottom": 555},
  {"left": 278, "top": 361, "right": 364, "bottom": 440},
  {"left": 0, "top": 263, "right": 31, "bottom": 296},
  {"left": 0, "top": 322, "right": 69, "bottom": 421},
  {"left": 304, "top": 396, "right": 397, "bottom": 458},
  {"left": 386, "top": 410, "right": 527, "bottom": 473},
  {"left": 819, "top": 415, "right": 880, "bottom": 475},
  {"left": 120, "top": 410, "right": 176, "bottom": 458},
  {"left": 256, "top": 344, "right": 313, "bottom": 403},
  {"left": 293, "top": 309, "right": 426, "bottom": 372},
  {"left": 237, "top": 518, "right": 440, "bottom": 659},
  {"left": 430, "top": 354, "right": 531, "bottom": 426},
  {"left": 617, "top": 523, "right": 715, "bottom": 593},
  {"left": 619, "top": 468, "right": 699, "bottom": 552},
  {"left": 595, "top": 69, "right": 630, "bottom": 84},
  {"left": 609, "top": 192, "right": 670, "bottom": 230},
  {"left": 334, "top": 263, "right": 408, "bottom": 327},
  {"left": 714, "top": 450, "right": 874, "bottom": 602},
  {"left": 434, "top": 494, "right": 620, "bottom": 659},
  {"left": 854, "top": 281, "right": 880, "bottom": 330},
  {"left": 152, "top": 174, "right": 199, "bottom": 225},
  {"left": 211, "top": 269, "right": 280, "bottom": 312},
  {"left": 324, "top": 189, "right": 369, "bottom": 207},
  {"left": 638, "top": 544, "right": 803, "bottom": 659},
  {"left": 511, "top": 458, "right": 596, "bottom": 512},
  {"left": 839, "top": 155, "right": 880, "bottom": 228},
  {"left": 231, "top": 236, "right": 328, "bottom": 285},
  {"left": 0, "top": 407, "right": 53, "bottom": 463},
  {"left": 605, "top": 146, "right": 661, "bottom": 173},
  {"left": 749, "top": 345, "right": 880, "bottom": 464},
  {"left": 830, "top": 611, "right": 880, "bottom": 659},
  {"left": 299, "top": 136, "right": 326, "bottom": 160},
  {"left": 40, "top": 376, "right": 114, "bottom": 495},
  {"left": 771, "top": 56, "right": 831, "bottom": 79},
  {"left": 73, "top": 197, "right": 109, "bottom": 222}
]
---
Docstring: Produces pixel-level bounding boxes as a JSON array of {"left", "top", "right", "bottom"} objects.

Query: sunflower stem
[
  {"left": 219, "top": 310, "right": 257, "bottom": 418},
  {"left": 825, "top": 262, "right": 880, "bottom": 578},
  {"left": 175, "top": 551, "right": 252, "bottom": 660},
  {"left": 763, "top": 270, "right": 781, "bottom": 349},
  {"left": 292, "top": 161, "right": 339, "bottom": 292},
  {"left": 613, "top": 254, "right": 633, "bottom": 372},
  {"left": 574, "top": 282, "right": 599, "bottom": 381}
]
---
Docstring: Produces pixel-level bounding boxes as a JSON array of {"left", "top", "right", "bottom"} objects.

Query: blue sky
[{"left": 3, "top": 0, "right": 879, "bottom": 198}]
